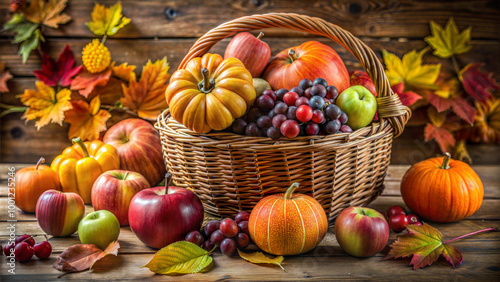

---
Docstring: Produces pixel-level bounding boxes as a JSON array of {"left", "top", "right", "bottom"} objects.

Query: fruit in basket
[
  {"left": 336, "top": 85, "right": 377, "bottom": 130},
  {"left": 400, "top": 153, "right": 484, "bottom": 223},
  {"left": 103, "top": 118, "right": 165, "bottom": 186},
  {"left": 36, "top": 190, "right": 85, "bottom": 237},
  {"left": 349, "top": 70, "right": 377, "bottom": 97},
  {"left": 334, "top": 206, "right": 389, "bottom": 257},
  {"left": 91, "top": 170, "right": 150, "bottom": 226},
  {"left": 51, "top": 137, "right": 120, "bottom": 204},
  {"left": 253, "top": 78, "right": 272, "bottom": 97},
  {"left": 165, "top": 53, "right": 256, "bottom": 133},
  {"left": 248, "top": 182, "right": 328, "bottom": 255},
  {"left": 263, "top": 41, "right": 349, "bottom": 93},
  {"left": 78, "top": 210, "right": 120, "bottom": 250},
  {"left": 128, "top": 173, "right": 204, "bottom": 249},
  {"left": 225, "top": 32, "right": 271, "bottom": 78},
  {"left": 13, "top": 157, "right": 60, "bottom": 213}
]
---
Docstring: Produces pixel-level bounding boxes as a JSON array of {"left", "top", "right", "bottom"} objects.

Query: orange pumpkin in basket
[
  {"left": 248, "top": 182, "right": 328, "bottom": 255},
  {"left": 400, "top": 153, "right": 484, "bottom": 223},
  {"left": 165, "top": 53, "right": 256, "bottom": 133}
]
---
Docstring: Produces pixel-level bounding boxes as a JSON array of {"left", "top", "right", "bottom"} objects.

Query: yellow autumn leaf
[
  {"left": 112, "top": 62, "right": 136, "bottom": 82},
  {"left": 22, "top": 0, "right": 71, "bottom": 28},
  {"left": 120, "top": 57, "right": 170, "bottom": 120},
  {"left": 382, "top": 48, "right": 441, "bottom": 90},
  {"left": 427, "top": 106, "right": 446, "bottom": 127},
  {"left": 237, "top": 249, "right": 287, "bottom": 272},
  {"left": 64, "top": 96, "right": 111, "bottom": 141},
  {"left": 86, "top": 1, "right": 131, "bottom": 36},
  {"left": 18, "top": 81, "right": 72, "bottom": 129},
  {"left": 424, "top": 18, "right": 472, "bottom": 59}
]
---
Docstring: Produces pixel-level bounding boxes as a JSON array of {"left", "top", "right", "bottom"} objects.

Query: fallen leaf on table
[
  {"left": 34, "top": 45, "right": 82, "bottom": 87},
  {"left": 237, "top": 249, "right": 286, "bottom": 272},
  {"left": 424, "top": 18, "right": 472, "bottom": 59},
  {"left": 22, "top": 0, "right": 71, "bottom": 28},
  {"left": 86, "top": 1, "right": 131, "bottom": 36},
  {"left": 112, "top": 62, "right": 136, "bottom": 82},
  {"left": 53, "top": 241, "right": 120, "bottom": 273},
  {"left": 459, "top": 63, "right": 499, "bottom": 103},
  {"left": 71, "top": 67, "right": 112, "bottom": 98},
  {"left": 3, "top": 13, "right": 44, "bottom": 63},
  {"left": 0, "top": 62, "right": 13, "bottom": 93},
  {"left": 143, "top": 241, "right": 213, "bottom": 275},
  {"left": 64, "top": 96, "right": 111, "bottom": 141}
]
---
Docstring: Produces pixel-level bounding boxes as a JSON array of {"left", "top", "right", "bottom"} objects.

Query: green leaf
[
  {"left": 4, "top": 13, "right": 26, "bottom": 30},
  {"left": 19, "top": 29, "right": 41, "bottom": 63},
  {"left": 424, "top": 18, "right": 472, "bottom": 58},
  {"left": 143, "top": 241, "right": 213, "bottom": 275},
  {"left": 12, "top": 22, "right": 39, "bottom": 43},
  {"left": 237, "top": 249, "right": 287, "bottom": 272},
  {"left": 86, "top": 2, "right": 131, "bottom": 36}
]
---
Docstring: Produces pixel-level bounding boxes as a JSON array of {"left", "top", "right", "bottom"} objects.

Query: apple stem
[
  {"left": 35, "top": 157, "right": 45, "bottom": 170},
  {"left": 72, "top": 137, "right": 90, "bottom": 158},
  {"left": 256, "top": 32, "right": 264, "bottom": 40},
  {"left": 443, "top": 228, "right": 498, "bottom": 244},
  {"left": 288, "top": 49, "right": 298, "bottom": 62},
  {"left": 284, "top": 182, "right": 300, "bottom": 200},
  {"left": 123, "top": 171, "right": 129, "bottom": 180},
  {"left": 200, "top": 67, "right": 212, "bottom": 92},
  {"left": 441, "top": 152, "right": 452, "bottom": 169},
  {"left": 165, "top": 172, "right": 173, "bottom": 194},
  {"left": 361, "top": 209, "right": 366, "bottom": 216}
]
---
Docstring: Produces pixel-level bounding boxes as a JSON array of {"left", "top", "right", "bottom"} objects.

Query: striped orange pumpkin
[{"left": 248, "top": 183, "right": 328, "bottom": 255}]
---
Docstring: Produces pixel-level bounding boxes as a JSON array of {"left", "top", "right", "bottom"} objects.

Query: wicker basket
[{"left": 155, "top": 13, "right": 410, "bottom": 225}]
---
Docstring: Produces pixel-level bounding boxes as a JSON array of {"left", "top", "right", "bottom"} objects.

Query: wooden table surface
[{"left": 1, "top": 164, "right": 499, "bottom": 281}]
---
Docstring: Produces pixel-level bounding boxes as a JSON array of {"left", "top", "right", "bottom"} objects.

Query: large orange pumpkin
[
  {"left": 165, "top": 53, "right": 256, "bottom": 133},
  {"left": 400, "top": 153, "right": 484, "bottom": 223},
  {"left": 262, "top": 41, "right": 350, "bottom": 93},
  {"left": 248, "top": 183, "right": 328, "bottom": 255}
]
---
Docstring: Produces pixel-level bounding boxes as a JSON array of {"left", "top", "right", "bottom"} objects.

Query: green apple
[
  {"left": 78, "top": 210, "right": 120, "bottom": 250},
  {"left": 336, "top": 85, "right": 377, "bottom": 130}
]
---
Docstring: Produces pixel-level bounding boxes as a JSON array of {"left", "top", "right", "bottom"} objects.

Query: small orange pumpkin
[
  {"left": 248, "top": 183, "right": 328, "bottom": 255},
  {"left": 400, "top": 153, "right": 484, "bottom": 223},
  {"left": 165, "top": 53, "right": 256, "bottom": 133}
]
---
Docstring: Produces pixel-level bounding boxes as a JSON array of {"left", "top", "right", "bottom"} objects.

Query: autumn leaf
[
  {"left": 18, "top": 81, "right": 72, "bottom": 129},
  {"left": 34, "top": 45, "right": 82, "bottom": 87},
  {"left": 391, "top": 83, "right": 422, "bottom": 107},
  {"left": 53, "top": 241, "right": 120, "bottom": 273},
  {"left": 382, "top": 48, "right": 441, "bottom": 90},
  {"left": 22, "top": 0, "right": 71, "bottom": 28},
  {"left": 424, "top": 122, "right": 456, "bottom": 153},
  {"left": 428, "top": 93, "right": 475, "bottom": 125},
  {"left": 424, "top": 18, "right": 472, "bottom": 59},
  {"left": 0, "top": 62, "right": 13, "bottom": 93},
  {"left": 87, "top": 1, "right": 131, "bottom": 36},
  {"left": 71, "top": 67, "right": 112, "bottom": 98},
  {"left": 237, "top": 249, "right": 287, "bottom": 272},
  {"left": 3, "top": 13, "right": 44, "bottom": 63},
  {"left": 121, "top": 58, "right": 170, "bottom": 120},
  {"left": 459, "top": 63, "right": 499, "bottom": 103},
  {"left": 64, "top": 96, "right": 111, "bottom": 141},
  {"left": 112, "top": 62, "right": 136, "bottom": 82}
]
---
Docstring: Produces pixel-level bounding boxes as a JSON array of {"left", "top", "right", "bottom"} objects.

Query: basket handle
[{"left": 178, "top": 13, "right": 411, "bottom": 137}]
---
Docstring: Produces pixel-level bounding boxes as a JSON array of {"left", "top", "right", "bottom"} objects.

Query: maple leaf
[
  {"left": 53, "top": 241, "right": 120, "bottom": 273},
  {"left": 34, "top": 45, "right": 82, "bottom": 87},
  {"left": 64, "top": 96, "right": 111, "bottom": 141},
  {"left": 428, "top": 93, "right": 475, "bottom": 125},
  {"left": 17, "top": 81, "right": 72, "bottom": 129},
  {"left": 112, "top": 62, "right": 136, "bottom": 82},
  {"left": 459, "top": 63, "right": 499, "bottom": 103},
  {"left": 4, "top": 13, "right": 44, "bottom": 63},
  {"left": 424, "top": 122, "right": 456, "bottom": 153},
  {"left": 120, "top": 58, "right": 170, "bottom": 120},
  {"left": 86, "top": 1, "right": 131, "bottom": 36},
  {"left": 391, "top": 83, "right": 422, "bottom": 107},
  {"left": 22, "top": 0, "right": 71, "bottom": 28},
  {"left": 384, "top": 223, "right": 462, "bottom": 269},
  {"left": 424, "top": 18, "right": 472, "bottom": 59},
  {"left": 382, "top": 48, "right": 441, "bottom": 90},
  {"left": 0, "top": 62, "right": 13, "bottom": 93},
  {"left": 71, "top": 67, "right": 112, "bottom": 98}
]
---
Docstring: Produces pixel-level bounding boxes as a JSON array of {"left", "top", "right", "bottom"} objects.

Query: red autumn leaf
[
  {"left": 384, "top": 223, "right": 462, "bottom": 269},
  {"left": 428, "top": 93, "right": 475, "bottom": 125},
  {"left": 424, "top": 122, "right": 456, "bottom": 153},
  {"left": 391, "top": 83, "right": 422, "bottom": 106},
  {"left": 71, "top": 67, "right": 112, "bottom": 98},
  {"left": 53, "top": 241, "right": 120, "bottom": 273},
  {"left": 459, "top": 63, "right": 499, "bottom": 103},
  {"left": 34, "top": 45, "right": 82, "bottom": 87}
]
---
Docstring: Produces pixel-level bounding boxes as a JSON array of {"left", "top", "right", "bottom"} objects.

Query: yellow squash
[
  {"left": 165, "top": 53, "right": 256, "bottom": 133},
  {"left": 51, "top": 137, "right": 120, "bottom": 204}
]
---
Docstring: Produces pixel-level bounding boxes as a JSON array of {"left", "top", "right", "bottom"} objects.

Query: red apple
[
  {"left": 128, "top": 173, "right": 204, "bottom": 249},
  {"left": 36, "top": 190, "right": 85, "bottom": 237},
  {"left": 103, "top": 118, "right": 166, "bottom": 186},
  {"left": 224, "top": 32, "right": 271, "bottom": 78},
  {"left": 334, "top": 206, "right": 389, "bottom": 257},
  {"left": 349, "top": 70, "right": 377, "bottom": 97},
  {"left": 91, "top": 170, "right": 150, "bottom": 226}
]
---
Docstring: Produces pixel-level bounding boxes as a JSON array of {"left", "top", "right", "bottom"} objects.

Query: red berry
[
  {"left": 220, "top": 238, "right": 236, "bottom": 255},
  {"left": 33, "top": 241, "right": 52, "bottom": 259},
  {"left": 407, "top": 214, "right": 420, "bottom": 224},
  {"left": 306, "top": 123, "right": 320, "bottom": 136},
  {"left": 15, "top": 234, "right": 35, "bottom": 247},
  {"left": 295, "top": 97, "right": 309, "bottom": 107},
  {"left": 238, "top": 221, "right": 249, "bottom": 235},
  {"left": 210, "top": 230, "right": 226, "bottom": 245},
  {"left": 283, "top": 92, "right": 300, "bottom": 107},
  {"left": 220, "top": 218, "right": 239, "bottom": 238},
  {"left": 387, "top": 205, "right": 406, "bottom": 218},
  {"left": 204, "top": 220, "right": 220, "bottom": 237},
  {"left": 201, "top": 240, "right": 214, "bottom": 251},
  {"left": 234, "top": 212, "right": 250, "bottom": 224},
  {"left": 261, "top": 89, "right": 276, "bottom": 101},
  {"left": 311, "top": 110, "right": 324, "bottom": 124},
  {"left": 389, "top": 214, "right": 409, "bottom": 233},
  {"left": 185, "top": 230, "right": 205, "bottom": 246},
  {"left": 296, "top": 105, "right": 313, "bottom": 122},
  {"left": 14, "top": 242, "right": 33, "bottom": 263},
  {"left": 235, "top": 233, "right": 250, "bottom": 249},
  {"left": 4, "top": 241, "right": 15, "bottom": 257},
  {"left": 280, "top": 120, "right": 300, "bottom": 138}
]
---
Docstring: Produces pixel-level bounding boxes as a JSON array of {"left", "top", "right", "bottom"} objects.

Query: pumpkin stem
[
  {"left": 256, "top": 32, "right": 264, "bottom": 40},
  {"left": 200, "top": 67, "right": 212, "bottom": 92},
  {"left": 165, "top": 172, "right": 173, "bottom": 194},
  {"left": 443, "top": 227, "right": 498, "bottom": 244},
  {"left": 441, "top": 152, "right": 452, "bottom": 169},
  {"left": 288, "top": 49, "right": 298, "bottom": 62},
  {"left": 284, "top": 182, "right": 300, "bottom": 200},
  {"left": 72, "top": 137, "right": 89, "bottom": 158},
  {"left": 35, "top": 157, "right": 45, "bottom": 170}
]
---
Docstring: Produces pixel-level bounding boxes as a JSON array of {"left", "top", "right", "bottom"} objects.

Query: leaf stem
[
  {"left": 451, "top": 55, "right": 460, "bottom": 75},
  {"left": 443, "top": 228, "right": 498, "bottom": 244},
  {"left": 102, "top": 35, "right": 107, "bottom": 45}
]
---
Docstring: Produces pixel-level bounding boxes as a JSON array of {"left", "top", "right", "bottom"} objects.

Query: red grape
[
  {"left": 407, "top": 214, "right": 420, "bottom": 224},
  {"left": 323, "top": 120, "right": 340, "bottom": 134},
  {"left": 267, "top": 109, "right": 277, "bottom": 119},
  {"left": 387, "top": 205, "right": 406, "bottom": 218},
  {"left": 220, "top": 238, "right": 236, "bottom": 255},
  {"left": 274, "top": 102, "right": 288, "bottom": 115},
  {"left": 220, "top": 218, "right": 239, "bottom": 238},
  {"left": 326, "top": 85, "right": 338, "bottom": 100},
  {"left": 313, "top": 77, "right": 328, "bottom": 88},
  {"left": 324, "top": 104, "right": 341, "bottom": 120},
  {"left": 232, "top": 118, "right": 247, "bottom": 135},
  {"left": 286, "top": 106, "right": 298, "bottom": 121},
  {"left": 204, "top": 220, "right": 220, "bottom": 237},
  {"left": 235, "top": 233, "right": 250, "bottom": 249},
  {"left": 247, "top": 108, "right": 263, "bottom": 123},
  {"left": 340, "top": 125, "right": 353, "bottom": 133},
  {"left": 33, "top": 241, "right": 52, "bottom": 259},
  {"left": 295, "top": 97, "right": 310, "bottom": 107},
  {"left": 306, "top": 123, "right": 320, "bottom": 135},
  {"left": 272, "top": 114, "right": 287, "bottom": 129},
  {"left": 185, "top": 230, "right": 205, "bottom": 246},
  {"left": 309, "top": 96, "right": 325, "bottom": 110},
  {"left": 14, "top": 242, "right": 33, "bottom": 263},
  {"left": 389, "top": 214, "right": 409, "bottom": 233},
  {"left": 310, "top": 84, "right": 327, "bottom": 98},
  {"left": 261, "top": 89, "right": 276, "bottom": 101},
  {"left": 267, "top": 126, "right": 281, "bottom": 140},
  {"left": 257, "top": 95, "right": 275, "bottom": 112},
  {"left": 290, "top": 86, "right": 304, "bottom": 97},
  {"left": 16, "top": 235, "right": 35, "bottom": 247},
  {"left": 238, "top": 221, "right": 249, "bottom": 235},
  {"left": 210, "top": 230, "right": 226, "bottom": 245},
  {"left": 339, "top": 112, "right": 348, "bottom": 124},
  {"left": 304, "top": 87, "right": 312, "bottom": 99},
  {"left": 275, "top": 88, "right": 289, "bottom": 101},
  {"left": 280, "top": 120, "right": 300, "bottom": 138},
  {"left": 283, "top": 92, "right": 300, "bottom": 106},
  {"left": 311, "top": 110, "right": 324, "bottom": 124},
  {"left": 245, "top": 123, "right": 260, "bottom": 137},
  {"left": 299, "top": 79, "right": 313, "bottom": 90},
  {"left": 256, "top": 115, "right": 272, "bottom": 129},
  {"left": 202, "top": 240, "right": 214, "bottom": 251},
  {"left": 296, "top": 105, "right": 313, "bottom": 122},
  {"left": 234, "top": 212, "right": 250, "bottom": 223}
]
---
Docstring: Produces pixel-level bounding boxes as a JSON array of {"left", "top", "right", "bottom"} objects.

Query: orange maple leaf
[
  {"left": 18, "top": 81, "right": 72, "bottom": 129},
  {"left": 121, "top": 58, "right": 170, "bottom": 120},
  {"left": 112, "top": 62, "right": 136, "bottom": 82},
  {"left": 64, "top": 96, "right": 111, "bottom": 141},
  {"left": 22, "top": 0, "right": 71, "bottom": 28}
]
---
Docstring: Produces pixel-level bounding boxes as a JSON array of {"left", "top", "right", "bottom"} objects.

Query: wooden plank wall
[{"left": 1, "top": 0, "right": 499, "bottom": 164}]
